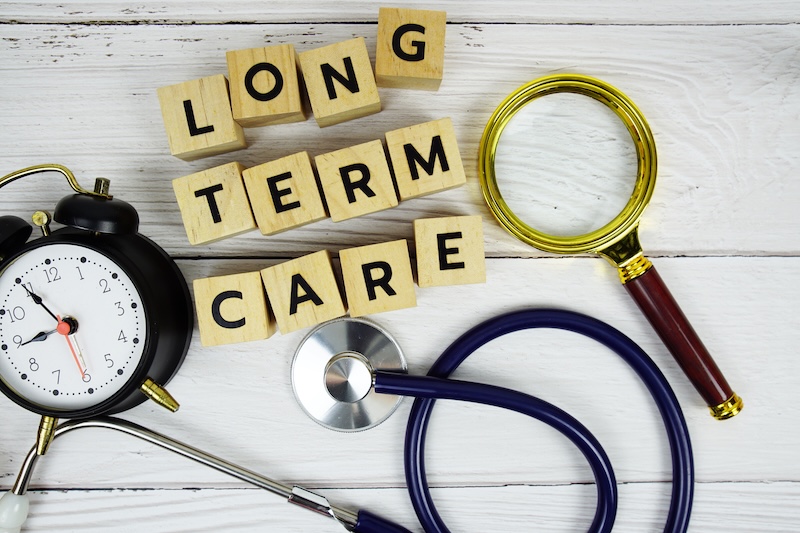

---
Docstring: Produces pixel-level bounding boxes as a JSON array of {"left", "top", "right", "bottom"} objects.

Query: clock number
[
  {"left": 13, "top": 335, "right": 23, "bottom": 349},
  {"left": 115, "top": 301, "right": 125, "bottom": 316},
  {"left": 104, "top": 353, "right": 115, "bottom": 368},
  {"left": 7, "top": 306, "right": 25, "bottom": 323},
  {"left": 29, "top": 358, "right": 39, "bottom": 372},
  {"left": 99, "top": 279, "right": 111, "bottom": 294},
  {"left": 118, "top": 330, "right": 127, "bottom": 343},
  {"left": 52, "top": 369, "right": 61, "bottom": 385},
  {"left": 44, "top": 266, "right": 61, "bottom": 283},
  {"left": 20, "top": 282, "right": 33, "bottom": 295},
  {"left": 75, "top": 266, "right": 85, "bottom": 281},
  {"left": 82, "top": 372, "right": 92, "bottom": 383}
]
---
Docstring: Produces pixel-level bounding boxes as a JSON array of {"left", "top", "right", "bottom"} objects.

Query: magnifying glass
[{"left": 478, "top": 74, "right": 742, "bottom": 420}]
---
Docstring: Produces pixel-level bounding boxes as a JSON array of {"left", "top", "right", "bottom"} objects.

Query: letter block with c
[
  {"left": 226, "top": 44, "right": 306, "bottom": 127},
  {"left": 172, "top": 161, "right": 257, "bottom": 245},
  {"left": 193, "top": 271, "right": 276, "bottom": 347},
  {"left": 340, "top": 240, "right": 416, "bottom": 317},
  {"left": 376, "top": 7, "right": 447, "bottom": 90}
]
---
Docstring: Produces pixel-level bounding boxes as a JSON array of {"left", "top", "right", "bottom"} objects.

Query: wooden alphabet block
[
  {"left": 315, "top": 139, "right": 398, "bottom": 222},
  {"left": 157, "top": 74, "right": 247, "bottom": 161},
  {"left": 260, "top": 250, "right": 346, "bottom": 333},
  {"left": 298, "top": 37, "right": 381, "bottom": 127},
  {"left": 385, "top": 118, "right": 466, "bottom": 200},
  {"left": 193, "top": 271, "right": 275, "bottom": 347},
  {"left": 375, "top": 7, "right": 447, "bottom": 90},
  {"left": 242, "top": 152, "right": 328, "bottom": 235},
  {"left": 226, "top": 44, "right": 306, "bottom": 127},
  {"left": 172, "top": 161, "right": 257, "bottom": 245},
  {"left": 340, "top": 240, "right": 416, "bottom": 317},
  {"left": 414, "top": 215, "right": 486, "bottom": 287}
]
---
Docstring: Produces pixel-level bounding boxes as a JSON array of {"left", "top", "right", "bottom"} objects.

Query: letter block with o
[
  {"left": 226, "top": 44, "right": 306, "bottom": 127},
  {"left": 193, "top": 271, "right": 275, "bottom": 347},
  {"left": 376, "top": 7, "right": 447, "bottom": 90},
  {"left": 340, "top": 240, "right": 416, "bottom": 317},
  {"left": 385, "top": 117, "right": 466, "bottom": 200},
  {"left": 172, "top": 161, "right": 257, "bottom": 245},
  {"left": 157, "top": 74, "right": 247, "bottom": 161}
]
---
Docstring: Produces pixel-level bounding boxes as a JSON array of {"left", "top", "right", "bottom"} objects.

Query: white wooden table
[{"left": 1, "top": 2, "right": 798, "bottom": 531}]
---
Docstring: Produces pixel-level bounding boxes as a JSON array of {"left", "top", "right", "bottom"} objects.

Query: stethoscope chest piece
[{"left": 292, "top": 317, "right": 407, "bottom": 431}]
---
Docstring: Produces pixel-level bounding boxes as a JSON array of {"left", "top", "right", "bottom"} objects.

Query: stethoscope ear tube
[{"left": 403, "top": 309, "right": 694, "bottom": 533}]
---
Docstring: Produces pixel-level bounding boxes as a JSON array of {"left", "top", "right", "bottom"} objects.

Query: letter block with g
[{"left": 376, "top": 7, "right": 447, "bottom": 90}]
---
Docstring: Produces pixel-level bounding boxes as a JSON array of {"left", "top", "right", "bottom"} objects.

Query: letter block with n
[
  {"left": 385, "top": 118, "right": 466, "bottom": 200},
  {"left": 298, "top": 37, "right": 381, "bottom": 127},
  {"left": 157, "top": 74, "right": 247, "bottom": 160},
  {"left": 376, "top": 7, "right": 447, "bottom": 90},
  {"left": 172, "top": 162, "right": 257, "bottom": 245},
  {"left": 340, "top": 240, "right": 416, "bottom": 317}
]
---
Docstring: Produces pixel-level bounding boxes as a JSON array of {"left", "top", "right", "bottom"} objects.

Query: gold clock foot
[
  {"left": 140, "top": 378, "right": 180, "bottom": 412},
  {"left": 36, "top": 416, "right": 58, "bottom": 456}
]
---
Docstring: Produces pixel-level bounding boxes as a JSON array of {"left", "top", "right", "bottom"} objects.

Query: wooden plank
[
  {"left": 14, "top": 482, "right": 800, "bottom": 532},
  {"left": 1, "top": 1, "right": 798, "bottom": 24},
  {"left": 0, "top": 23, "right": 797, "bottom": 257}
]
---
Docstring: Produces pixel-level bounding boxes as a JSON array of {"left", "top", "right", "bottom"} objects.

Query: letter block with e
[
  {"left": 260, "top": 250, "right": 347, "bottom": 334},
  {"left": 340, "top": 240, "right": 416, "bottom": 317},
  {"left": 172, "top": 162, "right": 257, "bottom": 245},
  {"left": 157, "top": 74, "right": 247, "bottom": 161},
  {"left": 242, "top": 151, "right": 328, "bottom": 235},
  {"left": 376, "top": 7, "right": 447, "bottom": 90},
  {"left": 414, "top": 215, "right": 486, "bottom": 287},
  {"left": 193, "top": 271, "right": 276, "bottom": 347},
  {"left": 226, "top": 44, "right": 306, "bottom": 127},
  {"left": 385, "top": 118, "right": 466, "bottom": 200}
]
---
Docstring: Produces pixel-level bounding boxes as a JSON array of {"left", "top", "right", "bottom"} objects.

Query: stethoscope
[{"left": 1, "top": 309, "right": 693, "bottom": 533}]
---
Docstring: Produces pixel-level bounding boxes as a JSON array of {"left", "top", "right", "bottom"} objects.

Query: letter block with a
[
  {"left": 414, "top": 215, "right": 486, "bottom": 287},
  {"left": 298, "top": 37, "right": 381, "bottom": 127},
  {"left": 260, "top": 250, "right": 346, "bottom": 334},
  {"left": 193, "top": 271, "right": 276, "bottom": 347},
  {"left": 385, "top": 118, "right": 466, "bottom": 200},
  {"left": 242, "top": 151, "right": 328, "bottom": 235},
  {"left": 340, "top": 240, "right": 416, "bottom": 317},
  {"left": 375, "top": 7, "right": 447, "bottom": 90},
  {"left": 157, "top": 74, "right": 247, "bottom": 161},
  {"left": 315, "top": 139, "right": 398, "bottom": 221},
  {"left": 226, "top": 44, "right": 306, "bottom": 127},
  {"left": 172, "top": 161, "right": 257, "bottom": 245}
]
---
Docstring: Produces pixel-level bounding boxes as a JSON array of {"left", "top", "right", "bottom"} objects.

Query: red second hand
[{"left": 57, "top": 315, "right": 86, "bottom": 379}]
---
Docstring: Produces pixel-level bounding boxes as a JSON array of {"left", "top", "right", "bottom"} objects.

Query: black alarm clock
[{"left": 0, "top": 164, "right": 193, "bottom": 420}]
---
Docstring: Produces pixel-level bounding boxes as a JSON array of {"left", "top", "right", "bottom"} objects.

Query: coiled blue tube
[{"left": 400, "top": 309, "right": 694, "bottom": 533}]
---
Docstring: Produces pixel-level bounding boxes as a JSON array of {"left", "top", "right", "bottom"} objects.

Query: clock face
[{"left": 0, "top": 243, "right": 147, "bottom": 412}]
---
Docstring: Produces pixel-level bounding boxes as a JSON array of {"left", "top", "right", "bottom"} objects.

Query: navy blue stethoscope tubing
[{"left": 395, "top": 308, "right": 694, "bottom": 533}]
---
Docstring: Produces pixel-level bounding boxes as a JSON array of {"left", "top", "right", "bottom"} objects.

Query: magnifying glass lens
[{"left": 494, "top": 93, "right": 638, "bottom": 238}]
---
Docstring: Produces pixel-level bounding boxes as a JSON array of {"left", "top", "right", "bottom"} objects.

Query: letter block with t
[
  {"left": 298, "top": 37, "right": 381, "bottom": 127},
  {"left": 226, "top": 44, "right": 306, "bottom": 127},
  {"left": 414, "top": 215, "right": 486, "bottom": 287},
  {"left": 315, "top": 139, "right": 398, "bottom": 221},
  {"left": 242, "top": 151, "right": 328, "bottom": 235},
  {"left": 260, "top": 250, "right": 346, "bottom": 333},
  {"left": 157, "top": 74, "right": 247, "bottom": 161},
  {"left": 193, "top": 271, "right": 276, "bottom": 347},
  {"left": 172, "top": 161, "right": 257, "bottom": 245},
  {"left": 340, "top": 240, "right": 416, "bottom": 317},
  {"left": 385, "top": 118, "right": 466, "bottom": 200},
  {"left": 376, "top": 7, "right": 447, "bottom": 90}
]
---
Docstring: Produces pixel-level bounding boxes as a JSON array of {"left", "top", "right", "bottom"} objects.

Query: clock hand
[
  {"left": 20, "top": 284, "right": 60, "bottom": 324},
  {"left": 57, "top": 316, "right": 88, "bottom": 378},
  {"left": 20, "top": 328, "right": 58, "bottom": 346}
]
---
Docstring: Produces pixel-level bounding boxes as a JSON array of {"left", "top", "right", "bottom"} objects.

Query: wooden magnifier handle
[{"left": 623, "top": 262, "right": 743, "bottom": 419}]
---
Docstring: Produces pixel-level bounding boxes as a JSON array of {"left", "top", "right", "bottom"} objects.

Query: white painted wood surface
[{"left": 1, "top": 2, "right": 798, "bottom": 532}]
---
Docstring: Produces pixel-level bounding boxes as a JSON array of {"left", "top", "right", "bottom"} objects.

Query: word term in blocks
[
  {"left": 226, "top": 44, "right": 306, "bottom": 127},
  {"left": 193, "top": 271, "right": 276, "bottom": 347},
  {"left": 157, "top": 74, "right": 247, "bottom": 161},
  {"left": 340, "top": 240, "right": 416, "bottom": 317},
  {"left": 375, "top": 7, "right": 447, "bottom": 90},
  {"left": 298, "top": 37, "right": 381, "bottom": 127},
  {"left": 260, "top": 250, "right": 347, "bottom": 334},
  {"left": 242, "top": 151, "right": 327, "bottom": 235},
  {"left": 414, "top": 215, "right": 486, "bottom": 287}
]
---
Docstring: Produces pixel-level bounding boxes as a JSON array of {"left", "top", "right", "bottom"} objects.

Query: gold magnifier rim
[{"left": 478, "top": 73, "right": 657, "bottom": 254}]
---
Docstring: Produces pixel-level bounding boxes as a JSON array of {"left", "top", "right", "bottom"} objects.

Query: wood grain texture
[{"left": 1, "top": 3, "right": 798, "bottom": 532}]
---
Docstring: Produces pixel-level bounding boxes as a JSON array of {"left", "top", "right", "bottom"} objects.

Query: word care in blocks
[
  {"left": 173, "top": 118, "right": 465, "bottom": 244},
  {"left": 193, "top": 216, "right": 485, "bottom": 347},
  {"left": 157, "top": 7, "right": 447, "bottom": 161}
]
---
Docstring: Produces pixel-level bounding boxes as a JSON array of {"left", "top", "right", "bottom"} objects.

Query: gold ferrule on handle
[
  {"left": 617, "top": 255, "right": 653, "bottom": 284},
  {"left": 36, "top": 416, "right": 58, "bottom": 456},
  {"left": 140, "top": 378, "right": 180, "bottom": 413},
  {"left": 709, "top": 393, "right": 744, "bottom": 420}
]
